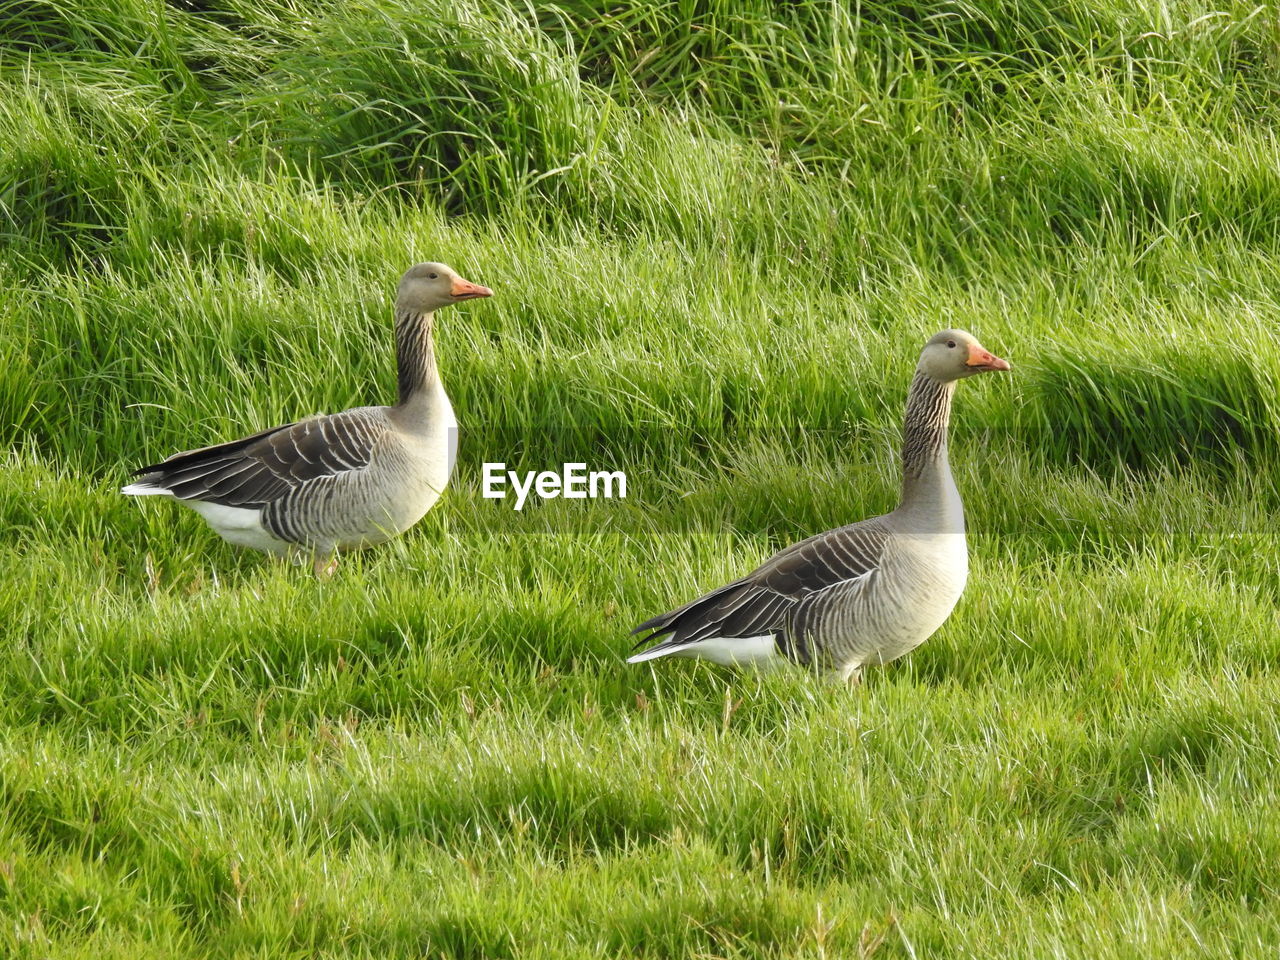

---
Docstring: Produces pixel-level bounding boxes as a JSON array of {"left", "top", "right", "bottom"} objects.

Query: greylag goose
[
  {"left": 629, "top": 329, "right": 1009, "bottom": 683},
  {"left": 123, "top": 262, "right": 491, "bottom": 577}
]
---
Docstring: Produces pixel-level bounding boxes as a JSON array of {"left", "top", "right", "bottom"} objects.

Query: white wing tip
[
  {"left": 628, "top": 634, "right": 782, "bottom": 668},
  {"left": 121, "top": 482, "right": 171, "bottom": 497},
  {"left": 626, "top": 647, "right": 669, "bottom": 664}
]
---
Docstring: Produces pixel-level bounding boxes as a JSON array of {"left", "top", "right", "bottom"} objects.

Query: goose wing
[
  {"left": 125, "top": 408, "right": 389, "bottom": 507},
  {"left": 629, "top": 515, "right": 891, "bottom": 662}
]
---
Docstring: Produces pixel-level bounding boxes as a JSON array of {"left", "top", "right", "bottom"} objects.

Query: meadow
[{"left": 4, "top": 0, "right": 1280, "bottom": 955}]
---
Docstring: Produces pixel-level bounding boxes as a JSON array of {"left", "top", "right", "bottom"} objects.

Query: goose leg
[
  {"left": 843, "top": 665, "right": 864, "bottom": 689},
  {"left": 313, "top": 553, "right": 339, "bottom": 579}
]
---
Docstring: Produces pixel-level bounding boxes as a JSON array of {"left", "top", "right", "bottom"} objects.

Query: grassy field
[{"left": 4, "top": 0, "right": 1280, "bottom": 955}]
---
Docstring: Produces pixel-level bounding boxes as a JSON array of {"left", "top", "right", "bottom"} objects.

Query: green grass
[{"left": 4, "top": 0, "right": 1280, "bottom": 955}]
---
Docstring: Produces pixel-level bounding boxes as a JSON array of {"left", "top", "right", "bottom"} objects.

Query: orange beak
[
  {"left": 966, "top": 342, "right": 1011, "bottom": 371},
  {"left": 450, "top": 277, "right": 493, "bottom": 300}
]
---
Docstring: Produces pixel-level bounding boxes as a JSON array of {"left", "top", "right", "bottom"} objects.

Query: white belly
[{"left": 185, "top": 500, "right": 292, "bottom": 555}]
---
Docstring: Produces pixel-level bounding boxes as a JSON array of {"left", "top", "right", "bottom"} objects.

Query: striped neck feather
[
  {"left": 900, "top": 370, "right": 958, "bottom": 508},
  {"left": 394, "top": 308, "right": 439, "bottom": 407}
]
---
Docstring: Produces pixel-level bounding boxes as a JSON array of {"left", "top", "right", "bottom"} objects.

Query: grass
[{"left": 3, "top": 0, "right": 1280, "bottom": 955}]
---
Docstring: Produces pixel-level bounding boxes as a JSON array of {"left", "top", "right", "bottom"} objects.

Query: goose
[
  {"left": 122, "top": 262, "right": 491, "bottom": 577},
  {"left": 629, "top": 329, "right": 1009, "bottom": 683}
]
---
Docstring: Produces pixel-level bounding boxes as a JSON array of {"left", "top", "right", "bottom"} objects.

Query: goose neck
[
  {"left": 394, "top": 308, "right": 439, "bottom": 408},
  {"left": 899, "top": 371, "right": 962, "bottom": 525}
]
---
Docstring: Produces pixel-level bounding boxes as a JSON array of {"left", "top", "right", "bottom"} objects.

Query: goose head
[
  {"left": 396, "top": 262, "right": 492, "bottom": 314},
  {"left": 917, "top": 329, "right": 1010, "bottom": 382}
]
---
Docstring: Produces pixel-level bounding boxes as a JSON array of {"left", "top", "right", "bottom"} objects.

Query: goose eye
[
  {"left": 946, "top": 340, "right": 957, "bottom": 348},
  {"left": 427, "top": 272, "right": 439, "bottom": 280}
]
